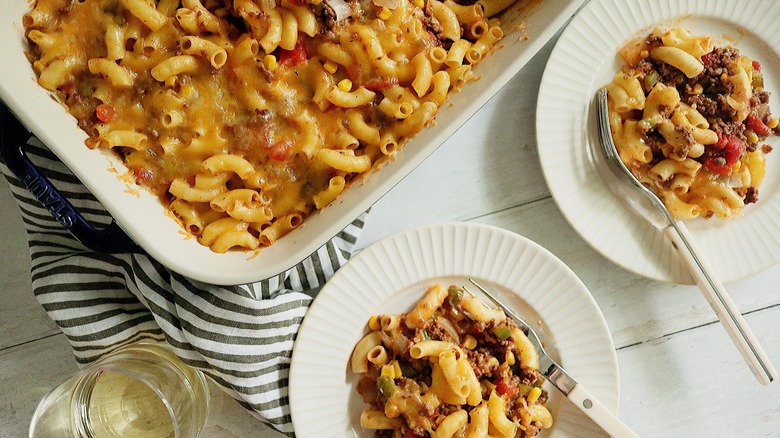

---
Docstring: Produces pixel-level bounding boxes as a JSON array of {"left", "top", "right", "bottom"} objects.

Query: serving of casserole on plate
[
  {"left": 537, "top": 0, "right": 780, "bottom": 284},
  {"left": 0, "top": 0, "right": 583, "bottom": 285},
  {"left": 289, "top": 222, "right": 619, "bottom": 437}
]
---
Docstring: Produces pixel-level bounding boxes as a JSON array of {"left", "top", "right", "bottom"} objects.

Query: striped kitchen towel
[{"left": 0, "top": 136, "right": 367, "bottom": 436}]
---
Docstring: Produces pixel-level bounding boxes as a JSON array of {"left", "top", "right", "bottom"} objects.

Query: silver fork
[
  {"left": 465, "top": 279, "right": 640, "bottom": 438},
  {"left": 596, "top": 88, "right": 776, "bottom": 386}
]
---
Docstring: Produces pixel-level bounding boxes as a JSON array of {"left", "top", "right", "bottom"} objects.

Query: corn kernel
[
  {"left": 768, "top": 117, "right": 779, "bottom": 129},
  {"left": 746, "top": 130, "right": 759, "bottom": 144},
  {"left": 505, "top": 351, "right": 515, "bottom": 366},
  {"left": 639, "top": 49, "right": 649, "bottom": 59},
  {"left": 463, "top": 335, "right": 477, "bottom": 350},
  {"left": 323, "top": 60, "right": 338, "bottom": 74},
  {"left": 692, "top": 83, "right": 703, "bottom": 95},
  {"left": 338, "top": 78, "right": 352, "bottom": 91},
  {"left": 377, "top": 7, "right": 392, "bottom": 20},
  {"left": 263, "top": 54, "right": 277, "bottom": 71},
  {"left": 487, "top": 357, "right": 500, "bottom": 369},
  {"left": 381, "top": 364, "right": 395, "bottom": 378},
  {"left": 527, "top": 387, "right": 542, "bottom": 404},
  {"left": 413, "top": 0, "right": 424, "bottom": 8},
  {"left": 368, "top": 315, "right": 380, "bottom": 331}
]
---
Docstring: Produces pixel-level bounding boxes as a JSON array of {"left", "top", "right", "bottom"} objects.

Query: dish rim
[
  {"left": 0, "top": 0, "right": 587, "bottom": 285},
  {"left": 288, "top": 221, "right": 620, "bottom": 437}
]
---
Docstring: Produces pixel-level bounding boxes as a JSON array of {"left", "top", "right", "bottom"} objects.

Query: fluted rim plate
[
  {"left": 289, "top": 222, "right": 619, "bottom": 437},
  {"left": 536, "top": 0, "right": 780, "bottom": 284}
]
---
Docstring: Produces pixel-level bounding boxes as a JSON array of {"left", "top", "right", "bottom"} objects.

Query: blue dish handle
[{"left": 0, "top": 103, "right": 143, "bottom": 254}]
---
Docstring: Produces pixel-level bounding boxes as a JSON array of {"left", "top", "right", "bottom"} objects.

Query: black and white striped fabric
[{"left": 1, "top": 136, "right": 367, "bottom": 436}]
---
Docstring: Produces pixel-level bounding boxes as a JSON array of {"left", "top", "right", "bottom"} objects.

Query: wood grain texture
[
  {"left": 2, "top": 23, "right": 779, "bottom": 438},
  {"left": 0, "top": 176, "right": 60, "bottom": 350}
]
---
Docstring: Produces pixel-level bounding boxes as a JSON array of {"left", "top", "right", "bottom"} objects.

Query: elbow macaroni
[
  {"left": 24, "top": 0, "right": 511, "bottom": 252},
  {"left": 350, "top": 284, "right": 553, "bottom": 437},
  {"left": 604, "top": 26, "right": 777, "bottom": 220}
]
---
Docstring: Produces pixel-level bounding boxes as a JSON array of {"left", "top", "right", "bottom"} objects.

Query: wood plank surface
[{"left": 2, "top": 14, "right": 779, "bottom": 438}]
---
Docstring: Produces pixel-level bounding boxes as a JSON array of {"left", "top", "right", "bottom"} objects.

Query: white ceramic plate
[
  {"left": 536, "top": 0, "right": 780, "bottom": 284},
  {"left": 289, "top": 222, "right": 619, "bottom": 437}
]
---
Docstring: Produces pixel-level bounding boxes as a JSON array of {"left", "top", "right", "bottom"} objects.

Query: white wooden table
[{"left": 2, "top": 34, "right": 779, "bottom": 438}]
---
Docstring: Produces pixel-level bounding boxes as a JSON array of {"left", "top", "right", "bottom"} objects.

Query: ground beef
[
  {"left": 745, "top": 186, "right": 759, "bottom": 204},
  {"left": 693, "top": 48, "right": 736, "bottom": 88},
  {"left": 465, "top": 348, "right": 494, "bottom": 379},
  {"left": 717, "top": 93, "right": 739, "bottom": 118},
  {"left": 422, "top": 0, "right": 447, "bottom": 45},
  {"left": 687, "top": 94, "right": 718, "bottom": 117},
  {"left": 702, "top": 47, "right": 740, "bottom": 75},
  {"left": 519, "top": 367, "right": 542, "bottom": 386},
  {"left": 702, "top": 73, "right": 734, "bottom": 97},
  {"left": 673, "top": 125, "right": 695, "bottom": 156},
  {"left": 711, "top": 118, "right": 745, "bottom": 140},
  {"left": 674, "top": 48, "right": 746, "bottom": 131},
  {"left": 422, "top": 318, "right": 454, "bottom": 342},
  {"left": 316, "top": 2, "right": 337, "bottom": 31},
  {"left": 645, "top": 33, "right": 663, "bottom": 51},
  {"left": 468, "top": 320, "right": 515, "bottom": 359},
  {"left": 634, "top": 59, "right": 655, "bottom": 77},
  {"left": 73, "top": 96, "right": 101, "bottom": 132},
  {"left": 229, "top": 110, "right": 276, "bottom": 162},
  {"left": 644, "top": 132, "right": 666, "bottom": 154},
  {"left": 421, "top": 16, "right": 446, "bottom": 45},
  {"left": 753, "top": 90, "right": 771, "bottom": 105}
]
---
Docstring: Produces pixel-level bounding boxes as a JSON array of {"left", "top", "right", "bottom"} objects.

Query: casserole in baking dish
[{"left": 0, "top": 0, "right": 584, "bottom": 285}]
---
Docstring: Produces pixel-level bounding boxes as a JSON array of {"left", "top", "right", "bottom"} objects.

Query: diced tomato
[
  {"left": 701, "top": 52, "right": 715, "bottom": 67},
  {"left": 269, "top": 139, "right": 292, "bottom": 161},
  {"left": 364, "top": 77, "right": 400, "bottom": 92},
  {"left": 95, "top": 103, "right": 115, "bottom": 123},
  {"left": 131, "top": 167, "right": 155, "bottom": 187},
  {"left": 494, "top": 378, "right": 518, "bottom": 398},
  {"left": 703, "top": 156, "right": 731, "bottom": 175},
  {"left": 746, "top": 114, "right": 770, "bottom": 136},
  {"left": 704, "top": 131, "right": 745, "bottom": 175},
  {"left": 752, "top": 60, "right": 762, "bottom": 72},
  {"left": 279, "top": 40, "right": 308, "bottom": 67}
]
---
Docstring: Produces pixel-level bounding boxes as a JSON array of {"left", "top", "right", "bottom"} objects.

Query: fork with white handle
[
  {"left": 596, "top": 88, "right": 776, "bottom": 386},
  {"left": 465, "top": 279, "right": 641, "bottom": 438}
]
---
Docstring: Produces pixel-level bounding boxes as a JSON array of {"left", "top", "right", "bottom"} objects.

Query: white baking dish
[{"left": 0, "top": 0, "right": 584, "bottom": 285}]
